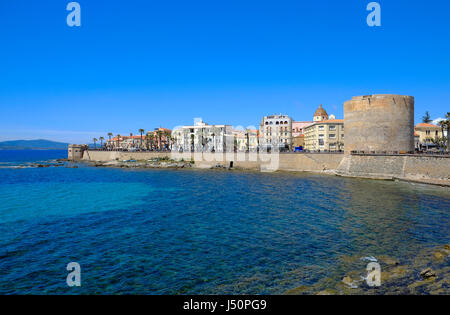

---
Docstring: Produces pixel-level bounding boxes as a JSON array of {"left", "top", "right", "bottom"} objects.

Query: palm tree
[
  {"left": 170, "top": 136, "right": 175, "bottom": 151},
  {"left": 145, "top": 133, "right": 151, "bottom": 150},
  {"left": 157, "top": 130, "right": 163, "bottom": 151},
  {"left": 99, "top": 137, "right": 104, "bottom": 149},
  {"left": 163, "top": 130, "right": 171, "bottom": 150},
  {"left": 445, "top": 112, "right": 450, "bottom": 152},
  {"left": 107, "top": 132, "right": 113, "bottom": 150},
  {"left": 245, "top": 129, "right": 251, "bottom": 152},
  {"left": 149, "top": 133, "right": 155, "bottom": 150},
  {"left": 438, "top": 120, "right": 446, "bottom": 139},
  {"left": 93, "top": 138, "right": 98, "bottom": 149},
  {"left": 422, "top": 111, "right": 432, "bottom": 123},
  {"left": 116, "top": 134, "right": 121, "bottom": 150},
  {"left": 138, "top": 129, "right": 145, "bottom": 149}
]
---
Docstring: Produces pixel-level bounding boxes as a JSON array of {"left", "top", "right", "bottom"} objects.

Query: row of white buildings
[{"left": 171, "top": 104, "right": 343, "bottom": 152}]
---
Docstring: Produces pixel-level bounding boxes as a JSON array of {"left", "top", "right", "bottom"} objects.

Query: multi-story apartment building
[
  {"left": 304, "top": 119, "right": 344, "bottom": 151},
  {"left": 259, "top": 114, "right": 293, "bottom": 151},
  {"left": 414, "top": 123, "right": 442, "bottom": 150},
  {"left": 292, "top": 121, "right": 314, "bottom": 149},
  {"left": 172, "top": 119, "right": 233, "bottom": 152},
  {"left": 304, "top": 105, "right": 344, "bottom": 151},
  {"left": 233, "top": 129, "right": 259, "bottom": 152},
  {"left": 107, "top": 128, "right": 171, "bottom": 151}
]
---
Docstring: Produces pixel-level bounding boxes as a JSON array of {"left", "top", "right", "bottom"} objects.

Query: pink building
[{"left": 292, "top": 121, "right": 314, "bottom": 137}]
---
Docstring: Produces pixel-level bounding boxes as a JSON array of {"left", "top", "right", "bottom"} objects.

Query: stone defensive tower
[
  {"left": 343, "top": 94, "right": 414, "bottom": 154},
  {"left": 68, "top": 144, "right": 88, "bottom": 161}
]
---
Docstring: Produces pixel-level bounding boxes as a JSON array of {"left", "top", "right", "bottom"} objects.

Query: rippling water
[{"left": 0, "top": 150, "right": 449, "bottom": 294}]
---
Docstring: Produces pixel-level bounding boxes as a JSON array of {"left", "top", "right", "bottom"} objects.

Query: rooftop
[
  {"left": 415, "top": 123, "right": 440, "bottom": 129},
  {"left": 314, "top": 104, "right": 328, "bottom": 117}
]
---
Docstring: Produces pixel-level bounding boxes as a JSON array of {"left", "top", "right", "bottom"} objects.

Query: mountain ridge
[{"left": 0, "top": 139, "right": 70, "bottom": 150}]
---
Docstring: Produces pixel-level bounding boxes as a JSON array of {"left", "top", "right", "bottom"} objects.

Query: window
[
  {"left": 318, "top": 125, "right": 324, "bottom": 131},
  {"left": 329, "top": 134, "right": 336, "bottom": 138},
  {"left": 329, "top": 125, "right": 336, "bottom": 131}
]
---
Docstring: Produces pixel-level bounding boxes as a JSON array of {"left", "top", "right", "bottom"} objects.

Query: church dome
[{"left": 314, "top": 104, "right": 328, "bottom": 118}]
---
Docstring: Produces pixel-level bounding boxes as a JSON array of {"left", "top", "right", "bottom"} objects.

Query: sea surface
[{"left": 0, "top": 150, "right": 449, "bottom": 294}]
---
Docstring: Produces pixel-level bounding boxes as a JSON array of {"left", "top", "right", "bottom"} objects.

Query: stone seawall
[
  {"left": 83, "top": 150, "right": 344, "bottom": 173},
  {"left": 83, "top": 150, "right": 450, "bottom": 186},
  {"left": 336, "top": 154, "right": 450, "bottom": 185},
  {"left": 83, "top": 150, "right": 173, "bottom": 162}
]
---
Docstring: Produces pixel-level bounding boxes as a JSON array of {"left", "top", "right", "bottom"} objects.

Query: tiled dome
[{"left": 314, "top": 104, "right": 328, "bottom": 117}]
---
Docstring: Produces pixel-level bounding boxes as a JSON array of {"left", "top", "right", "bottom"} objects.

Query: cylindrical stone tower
[{"left": 343, "top": 94, "right": 414, "bottom": 154}]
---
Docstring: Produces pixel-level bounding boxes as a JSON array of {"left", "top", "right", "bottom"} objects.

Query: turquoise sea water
[{"left": 0, "top": 150, "right": 449, "bottom": 294}]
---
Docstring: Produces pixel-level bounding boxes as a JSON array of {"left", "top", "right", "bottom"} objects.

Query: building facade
[
  {"left": 106, "top": 128, "right": 171, "bottom": 151},
  {"left": 172, "top": 119, "right": 233, "bottom": 152},
  {"left": 304, "top": 119, "right": 344, "bottom": 152},
  {"left": 292, "top": 121, "right": 314, "bottom": 149},
  {"left": 233, "top": 129, "right": 259, "bottom": 152},
  {"left": 259, "top": 114, "right": 293, "bottom": 151},
  {"left": 414, "top": 123, "right": 442, "bottom": 150}
]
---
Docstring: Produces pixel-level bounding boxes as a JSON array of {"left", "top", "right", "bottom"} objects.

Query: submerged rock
[{"left": 420, "top": 268, "right": 437, "bottom": 280}]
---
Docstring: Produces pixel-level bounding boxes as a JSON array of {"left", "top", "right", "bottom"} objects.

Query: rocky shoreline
[
  {"left": 87, "top": 157, "right": 195, "bottom": 169},
  {"left": 285, "top": 244, "right": 450, "bottom": 295}
]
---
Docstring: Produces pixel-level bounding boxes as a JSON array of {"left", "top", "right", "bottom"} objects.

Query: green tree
[
  {"left": 149, "top": 133, "right": 155, "bottom": 150},
  {"left": 92, "top": 138, "right": 98, "bottom": 149},
  {"left": 107, "top": 133, "right": 113, "bottom": 149},
  {"left": 156, "top": 130, "right": 163, "bottom": 151},
  {"left": 445, "top": 112, "right": 450, "bottom": 151},
  {"left": 99, "top": 137, "right": 105, "bottom": 148},
  {"left": 116, "top": 134, "right": 121, "bottom": 150},
  {"left": 145, "top": 133, "right": 151, "bottom": 150},
  {"left": 138, "top": 129, "right": 145, "bottom": 149},
  {"left": 164, "top": 130, "right": 171, "bottom": 150},
  {"left": 422, "top": 111, "right": 432, "bottom": 123}
]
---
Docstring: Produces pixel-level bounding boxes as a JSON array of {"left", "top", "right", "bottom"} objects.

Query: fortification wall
[
  {"left": 83, "top": 150, "right": 449, "bottom": 185},
  {"left": 83, "top": 150, "right": 344, "bottom": 172},
  {"left": 336, "top": 154, "right": 450, "bottom": 182},
  {"left": 83, "top": 150, "right": 172, "bottom": 161},
  {"left": 344, "top": 94, "right": 414, "bottom": 154}
]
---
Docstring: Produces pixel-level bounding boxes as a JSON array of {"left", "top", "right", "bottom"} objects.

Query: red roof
[
  {"left": 415, "top": 123, "right": 440, "bottom": 128},
  {"left": 311, "top": 119, "right": 344, "bottom": 124}
]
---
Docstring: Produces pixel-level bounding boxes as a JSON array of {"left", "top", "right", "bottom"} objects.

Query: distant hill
[{"left": 0, "top": 139, "right": 69, "bottom": 150}]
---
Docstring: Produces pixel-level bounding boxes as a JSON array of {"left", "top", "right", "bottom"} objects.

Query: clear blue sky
[{"left": 0, "top": 0, "right": 449, "bottom": 143}]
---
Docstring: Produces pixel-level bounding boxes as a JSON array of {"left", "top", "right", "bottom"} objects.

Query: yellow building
[
  {"left": 414, "top": 123, "right": 442, "bottom": 149},
  {"left": 233, "top": 129, "right": 259, "bottom": 152},
  {"left": 304, "top": 119, "right": 344, "bottom": 152}
]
